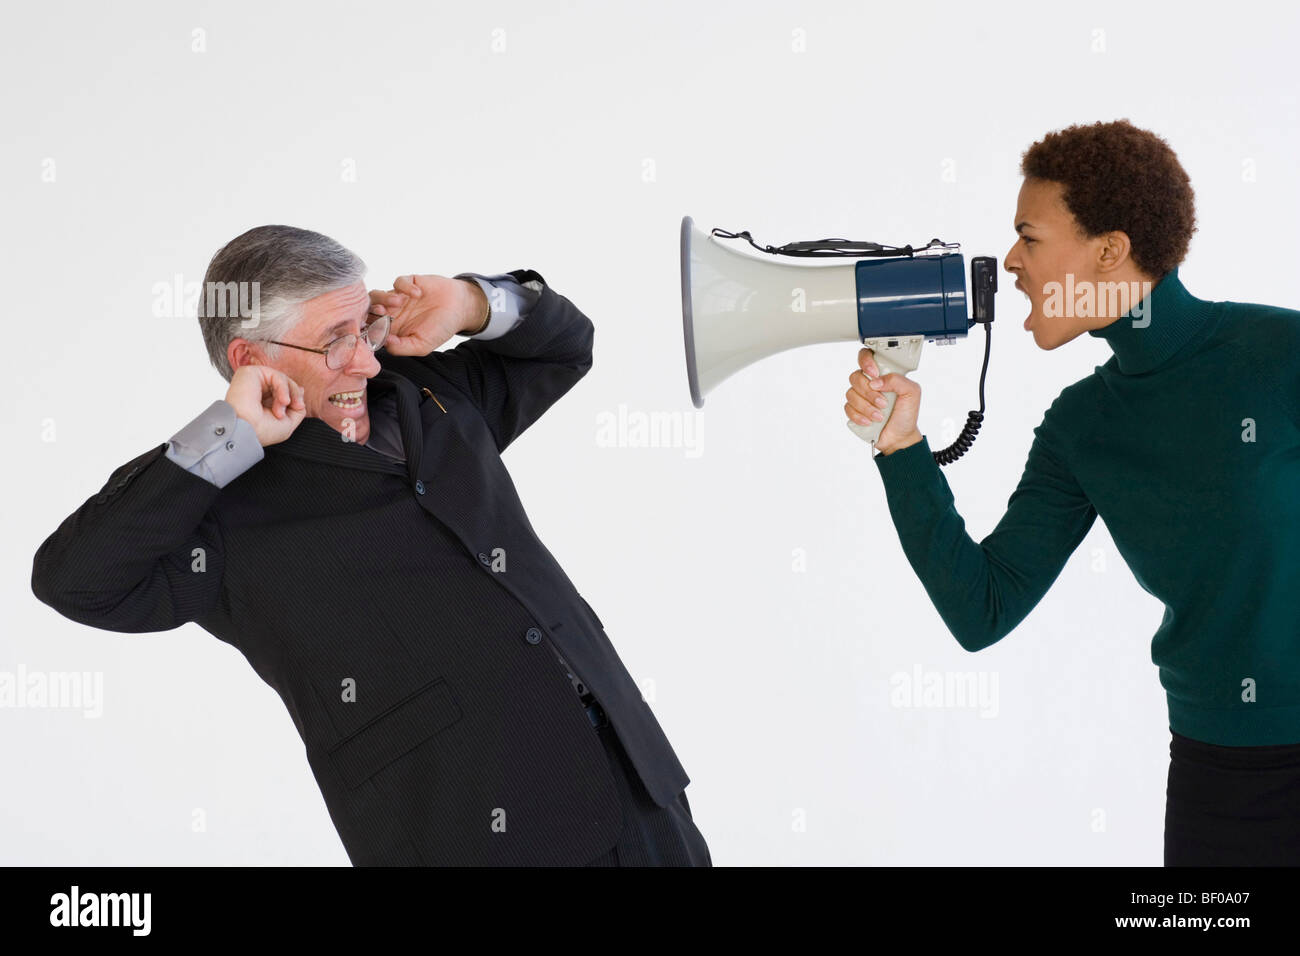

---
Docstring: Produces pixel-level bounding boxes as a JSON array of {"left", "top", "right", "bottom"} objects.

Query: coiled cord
[{"left": 931, "top": 315, "right": 992, "bottom": 466}]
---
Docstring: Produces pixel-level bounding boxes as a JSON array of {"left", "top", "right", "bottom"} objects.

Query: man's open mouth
[{"left": 328, "top": 390, "right": 364, "bottom": 409}]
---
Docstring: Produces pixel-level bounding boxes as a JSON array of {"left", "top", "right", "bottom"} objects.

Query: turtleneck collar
[{"left": 1085, "top": 267, "right": 1218, "bottom": 374}]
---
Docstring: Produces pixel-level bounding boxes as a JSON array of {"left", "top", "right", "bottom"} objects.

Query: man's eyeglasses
[{"left": 264, "top": 313, "right": 391, "bottom": 370}]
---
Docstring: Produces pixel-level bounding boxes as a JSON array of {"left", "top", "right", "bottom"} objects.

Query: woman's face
[{"left": 1003, "top": 177, "right": 1141, "bottom": 350}]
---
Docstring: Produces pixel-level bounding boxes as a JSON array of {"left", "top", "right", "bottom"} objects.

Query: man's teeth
[{"left": 328, "top": 390, "right": 364, "bottom": 407}]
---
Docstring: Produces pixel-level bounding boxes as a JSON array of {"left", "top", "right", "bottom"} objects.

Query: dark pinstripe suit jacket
[{"left": 31, "top": 269, "right": 690, "bottom": 865}]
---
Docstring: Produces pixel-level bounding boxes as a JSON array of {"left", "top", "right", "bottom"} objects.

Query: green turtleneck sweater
[{"left": 873, "top": 268, "right": 1300, "bottom": 746}]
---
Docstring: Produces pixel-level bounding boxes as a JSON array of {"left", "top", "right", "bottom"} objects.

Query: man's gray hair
[{"left": 197, "top": 224, "right": 367, "bottom": 382}]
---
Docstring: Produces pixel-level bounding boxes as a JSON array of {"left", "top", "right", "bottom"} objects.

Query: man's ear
[{"left": 227, "top": 337, "right": 264, "bottom": 372}]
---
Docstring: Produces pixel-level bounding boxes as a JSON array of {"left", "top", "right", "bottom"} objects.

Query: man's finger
[{"left": 393, "top": 275, "right": 423, "bottom": 297}]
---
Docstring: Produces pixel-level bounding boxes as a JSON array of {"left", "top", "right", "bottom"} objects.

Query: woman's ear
[{"left": 1096, "top": 230, "right": 1133, "bottom": 272}]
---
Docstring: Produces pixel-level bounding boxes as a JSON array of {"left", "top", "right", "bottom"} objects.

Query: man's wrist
[
  {"left": 460, "top": 278, "right": 491, "bottom": 334},
  {"left": 877, "top": 431, "right": 924, "bottom": 456}
]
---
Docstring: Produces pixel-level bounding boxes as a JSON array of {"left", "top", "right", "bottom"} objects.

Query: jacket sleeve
[
  {"left": 378, "top": 269, "right": 594, "bottom": 453},
  {"left": 872, "top": 399, "right": 1098, "bottom": 651},
  {"left": 31, "top": 441, "right": 230, "bottom": 634}
]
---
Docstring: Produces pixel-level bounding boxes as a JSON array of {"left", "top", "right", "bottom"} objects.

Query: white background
[{"left": 3, "top": 0, "right": 1297, "bottom": 866}]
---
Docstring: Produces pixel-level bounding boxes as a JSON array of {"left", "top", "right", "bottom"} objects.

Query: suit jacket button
[
  {"left": 477, "top": 552, "right": 491, "bottom": 566},
  {"left": 415, "top": 480, "right": 425, "bottom": 494},
  {"left": 525, "top": 627, "right": 542, "bottom": 645}
]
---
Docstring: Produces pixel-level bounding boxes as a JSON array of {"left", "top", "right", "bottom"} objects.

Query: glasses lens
[
  {"left": 365, "top": 313, "right": 391, "bottom": 350},
  {"left": 327, "top": 334, "right": 358, "bottom": 369}
]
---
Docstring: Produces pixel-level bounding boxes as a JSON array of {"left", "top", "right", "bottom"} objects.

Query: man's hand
[
  {"left": 224, "top": 365, "right": 306, "bottom": 446},
  {"left": 366, "top": 274, "right": 490, "bottom": 358}
]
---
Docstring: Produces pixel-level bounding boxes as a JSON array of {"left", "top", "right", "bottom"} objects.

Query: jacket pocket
[{"left": 326, "top": 678, "right": 463, "bottom": 790}]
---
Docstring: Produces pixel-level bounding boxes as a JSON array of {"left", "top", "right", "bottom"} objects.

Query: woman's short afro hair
[{"left": 1020, "top": 119, "right": 1197, "bottom": 279}]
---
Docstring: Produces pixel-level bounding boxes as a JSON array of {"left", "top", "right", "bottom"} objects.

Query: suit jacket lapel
[{"left": 264, "top": 368, "right": 423, "bottom": 483}]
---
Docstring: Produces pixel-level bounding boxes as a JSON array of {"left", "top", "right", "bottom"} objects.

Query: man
[{"left": 31, "top": 224, "right": 711, "bottom": 867}]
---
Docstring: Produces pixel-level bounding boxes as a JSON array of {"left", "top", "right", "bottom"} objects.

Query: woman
[{"left": 845, "top": 118, "right": 1300, "bottom": 866}]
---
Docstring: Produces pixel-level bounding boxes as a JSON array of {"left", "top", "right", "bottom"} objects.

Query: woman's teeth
[{"left": 328, "top": 390, "right": 364, "bottom": 408}]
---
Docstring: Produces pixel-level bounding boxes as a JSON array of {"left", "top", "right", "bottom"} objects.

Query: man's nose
[{"left": 346, "top": 340, "right": 382, "bottom": 376}]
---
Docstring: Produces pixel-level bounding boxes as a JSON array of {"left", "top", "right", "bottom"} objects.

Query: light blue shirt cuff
[
  {"left": 453, "top": 272, "right": 540, "bottom": 341},
  {"left": 166, "top": 400, "right": 264, "bottom": 488}
]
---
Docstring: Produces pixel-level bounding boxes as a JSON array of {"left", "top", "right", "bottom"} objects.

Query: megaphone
[{"left": 680, "top": 216, "right": 997, "bottom": 463}]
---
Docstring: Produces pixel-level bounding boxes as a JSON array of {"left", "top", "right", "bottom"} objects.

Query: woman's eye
[{"left": 1022, "top": 236, "right": 1034, "bottom": 244}]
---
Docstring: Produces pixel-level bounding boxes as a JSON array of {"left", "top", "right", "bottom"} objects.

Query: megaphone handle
[
  {"left": 845, "top": 346, "right": 916, "bottom": 446},
  {"left": 846, "top": 391, "right": 897, "bottom": 445}
]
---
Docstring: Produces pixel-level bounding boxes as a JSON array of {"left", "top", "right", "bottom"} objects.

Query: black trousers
[
  {"left": 580, "top": 702, "right": 712, "bottom": 867},
  {"left": 1164, "top": 729, "right": 1300, "bottom": 865}
]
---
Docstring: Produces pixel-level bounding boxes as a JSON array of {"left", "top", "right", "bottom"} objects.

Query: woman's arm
[{"left": 873, "top": 398, "right": 1097, "bottom": 651}]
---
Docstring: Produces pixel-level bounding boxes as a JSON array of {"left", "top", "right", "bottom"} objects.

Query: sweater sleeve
[{"left": 872, "top": 407, "right": 1097, "bottom": 651}]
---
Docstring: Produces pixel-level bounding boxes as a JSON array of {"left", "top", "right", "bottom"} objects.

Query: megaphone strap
[{"left": 710, "top": 228, "right": 958, "bottom": 259}]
